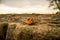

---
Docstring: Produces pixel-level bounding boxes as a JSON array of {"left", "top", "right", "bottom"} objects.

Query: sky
[{"left": 0, "top": 0, "right": 58, "bottom": 14}]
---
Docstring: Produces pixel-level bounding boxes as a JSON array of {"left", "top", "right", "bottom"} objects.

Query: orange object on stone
[{"left": 25, "top": 18, "right": 33, "bottom": 25}]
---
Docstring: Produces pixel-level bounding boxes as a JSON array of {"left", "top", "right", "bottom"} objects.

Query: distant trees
[
  {"left": 48, "top": 0, "right": 60, "bottom": 26},
  {"left": 48, "top": 0, "right": 60, "bottom": 12}
]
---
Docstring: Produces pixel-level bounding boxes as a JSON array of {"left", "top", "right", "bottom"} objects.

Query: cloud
[
  {"left": 0, "top": 4, "right": 57, "bottom": 14},
  {"left": 0, "top": 0, "right": 58, "bottom": 14},
  {"left": 1, "top": 0, "right": 48, "bottom": 8},
  {"left": 0, "top": 0, "right": 1, "bottom": 3}
]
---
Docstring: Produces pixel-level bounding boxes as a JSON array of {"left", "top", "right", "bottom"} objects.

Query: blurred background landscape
[
  {"left": 0, "top": 13, "right": 60, "bottom": 40},
  {"left": 0, "top": 0, "right": 60, "bottom": 40}
]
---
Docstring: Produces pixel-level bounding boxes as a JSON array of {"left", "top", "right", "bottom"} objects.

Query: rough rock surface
[{"left": 0, "top": 14, "right": 60, "bottom": 40}]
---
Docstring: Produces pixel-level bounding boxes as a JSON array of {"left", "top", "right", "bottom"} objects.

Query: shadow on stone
[{"left": 0, "top": 23, "right": 8, "bottom": 40}]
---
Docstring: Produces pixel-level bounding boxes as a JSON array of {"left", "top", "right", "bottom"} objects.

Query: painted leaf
[{"left": 24, "top": 18, "right": 33, "bottom": 25}]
